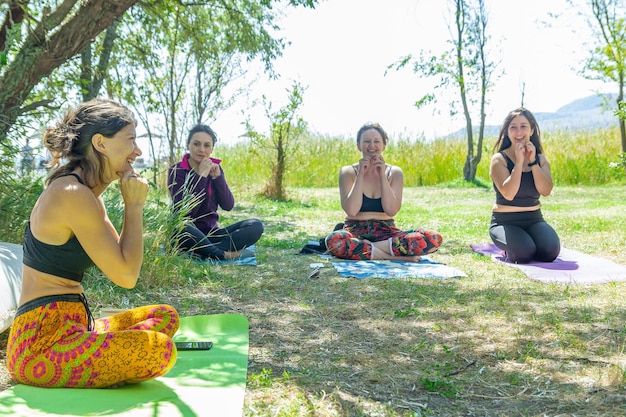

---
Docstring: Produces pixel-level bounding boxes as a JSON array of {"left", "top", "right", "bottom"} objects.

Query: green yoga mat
[{"left": 0, "top": 313, "right": 249, "bottom": 417}]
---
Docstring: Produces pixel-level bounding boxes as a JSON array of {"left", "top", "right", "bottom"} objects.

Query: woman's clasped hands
[
  {"left": 514, "top": 141, "right": 536, "bottom": 165},
  {"left": 358, "top": 154, "right": 386, "bottom": 177},
  {"left": 197, "top": 157, "right": 221, "bottom": 178}
]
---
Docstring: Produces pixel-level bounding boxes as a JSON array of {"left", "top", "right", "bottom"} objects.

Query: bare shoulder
[
  {"left": 47, "top": 176, "right": 95, "bottom": 204},
  {"left": 386, "top": 164, "right": 402, "bottom": 180},
  {"left": 30, "top": 177, "right": 99, "bottom": 243},
  {"left": 37, "top": 177, "right": 99, "bottom": 220},
  {"left": 490, "top": 152, "right": 506, "bottom": 165},
  {"left": 491, "top": 152, "right": 503, "bottom": 161},
  {"left": 339, "top": 164, "right": 357, "bottom": 176},
  {"left": 338, "top": 165, "right": 357, "bottom": 191},
  {"left": 389, "top": 164, "right": 403, "bottom": 174}
]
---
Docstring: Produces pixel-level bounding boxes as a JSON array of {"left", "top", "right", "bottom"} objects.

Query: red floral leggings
[{"left": 325, "top": 219, "right": 443, "bottom": 260}]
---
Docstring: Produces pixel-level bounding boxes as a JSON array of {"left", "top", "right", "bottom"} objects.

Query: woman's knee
[
  {"left": 127, "top": 332, "right": 177, "bottom": 383},
  {"left": 495, "top": 236, "right": 537, "bottom": 264},
  {"left": 419, "top": 229, "right": 444, "bottom": 249},
  {"left": 530, "top": 223, "right": 560, "bottom": 262},
  {"left": 507, "top": 250, "right": 535, "bottom": 264},
  {"left": 535, "top": 241, "right": 560, "bottom": 262},
  {"left": 173, "top": 225, "right": 205, "bottom": 250},
  {"left": 152, "top": 304, "right": 180, "bottom": 336},
  {"left": 244, "top": 218, "right": 264, "bottom": 238},
  {"left": 325, "top": 232, "right": 347, "bottom": 255}
]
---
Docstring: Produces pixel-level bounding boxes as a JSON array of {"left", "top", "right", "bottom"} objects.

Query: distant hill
[
  {"left": 535, "top": 93, "right": 619, "bottom": 130},
  {"left": 449, "top": 93, "right": 619, "bottom": 138}
]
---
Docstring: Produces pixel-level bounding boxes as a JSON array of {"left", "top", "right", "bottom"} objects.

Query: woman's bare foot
[
  {"left": 367, "top": 240, "right": 422, "bottom": 263},
  {"left": 223, "top": 250, "right": 241, "bottom": 260}
]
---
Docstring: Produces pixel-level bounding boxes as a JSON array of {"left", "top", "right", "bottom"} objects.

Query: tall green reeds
[
  {"left": 4, "top": 125, "right": 621, "bottom": 247},
  {"left": 208, "top": 126, "right": 625, "bottom": 188},
  {"left": 544, "top": 127, "right": 625, "bottom": 185}
]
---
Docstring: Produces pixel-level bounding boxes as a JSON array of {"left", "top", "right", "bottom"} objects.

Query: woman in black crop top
[
  {"left": 325, "top": 122, "right": 443, "bottom": 261},
  {"left": 6, "top": 99, "right": 179, "bottom": 388},
  {"left": 489, "top": 107, "right": 560, "bottom": 263}
]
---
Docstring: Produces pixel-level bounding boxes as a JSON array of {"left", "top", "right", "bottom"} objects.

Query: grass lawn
[{"left": 2, "top": 184, "right": 626, "bottom": 416}]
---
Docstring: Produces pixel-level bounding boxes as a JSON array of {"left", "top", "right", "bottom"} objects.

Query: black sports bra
[
  {"left": 352, "top": 164, "right": 391, "bottom": 213},
  {"left": 360, "top": 195, "right": 384, "bottom": 212},
  {"left": 22, "top": 173, "right": 94, "bottom": 282}
]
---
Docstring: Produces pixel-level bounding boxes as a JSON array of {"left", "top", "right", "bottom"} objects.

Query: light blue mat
[
  {"left": 197, "top": 245, "right": 257, "bottom": 266},
  {"left": 327, "top": 256, "right": 466, "bottom": 279}
]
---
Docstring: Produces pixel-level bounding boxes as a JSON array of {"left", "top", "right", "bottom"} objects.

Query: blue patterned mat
[
  {"left": 327, "top": 256, "right": 466, "bottom": 279},
  {"left": 200, "top": 245, "right": 257, "bottom": 266}
]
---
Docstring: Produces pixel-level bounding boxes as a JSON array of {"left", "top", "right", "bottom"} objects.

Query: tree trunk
[
  {"left": 618, "top": 87, "right": 626, "bottom": 154},
  {"left": 0, "top": 0, "right": 138, "bottom": 142},
  {"left": 275, "top": 139, "right": 286, "bottom": 200},
  {"left": 81, "top": 20, "right": 120, "bottom": 101},
  {"left": 463, "top": 153, "right": 477, "bottom": 182}
]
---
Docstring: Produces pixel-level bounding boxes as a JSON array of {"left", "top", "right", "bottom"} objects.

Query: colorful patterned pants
[
  {"left": 325, "top": 219, "right": 443, "bottom": 260},
  {"left": 7, "top": 294, "right": 179, "bottom": 388}
]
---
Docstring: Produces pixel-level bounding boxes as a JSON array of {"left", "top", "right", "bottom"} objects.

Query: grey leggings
[{"left": 489, "top": 210, "right": 560, "bottom": 263}]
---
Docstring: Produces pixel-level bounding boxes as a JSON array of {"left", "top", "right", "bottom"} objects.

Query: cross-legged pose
[
  {"left": 7, "top": 98, "right": 179, "bottom": 388},
  {"left": 168, "top": 124, "right": 263, "bottom": 261},
  {"left": 325, "top": 122, "right": 443, "bottom": 262}
]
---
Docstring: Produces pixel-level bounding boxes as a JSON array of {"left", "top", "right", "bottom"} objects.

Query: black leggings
[
  {"left": 173, "top": 219, "right": 264, "bottom": 260},
  {"left": 489, "top": 210, "right": 560, "bottom": 263}
]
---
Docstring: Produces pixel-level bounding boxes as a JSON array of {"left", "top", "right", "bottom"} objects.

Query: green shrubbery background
[
  {"left": 210, "top": 126, "right": 626, "bottom": 189},
  {"left": 1, "top": 126, "right": 624, "bottom": 247}
]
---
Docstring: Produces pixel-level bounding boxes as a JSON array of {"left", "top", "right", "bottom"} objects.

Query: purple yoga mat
[{"left": 470, "top": 243, "right": 626, "bottom": 284}]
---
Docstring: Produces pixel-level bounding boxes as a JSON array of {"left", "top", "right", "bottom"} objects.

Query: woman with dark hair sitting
[
  {"left": 168, "top": 124, "right": 264, "bottom": 260},
  {"left": 489, "top": 107, "right": 560, "bottom": 263}
]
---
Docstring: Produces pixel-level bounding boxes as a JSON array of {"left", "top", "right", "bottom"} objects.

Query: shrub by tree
[{"left": 245, "top": 81, "right": 308, "bottom": 201}]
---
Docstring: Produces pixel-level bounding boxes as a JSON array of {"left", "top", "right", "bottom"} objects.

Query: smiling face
[
  {"left": 99, "top": 123, "right": 141, "bottom": 180},
  {"left": 507, "top": 115, "right": 534, "bottom": 146},
  {"left": 357, "top": 128, "right": 386, "bottom": 157},
  {"left": 187, "top": 131, "right": 214, "bottom": 165}
]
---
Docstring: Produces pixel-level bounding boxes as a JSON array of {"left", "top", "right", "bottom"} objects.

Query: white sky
[{"left": 209, "top": 0, "right": 613, "bottom": 145}]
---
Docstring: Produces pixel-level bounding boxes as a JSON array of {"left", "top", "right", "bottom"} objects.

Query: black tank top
[
  {"left": 493, "top": 152, "right": 540, "bottom": 207},
  {"left": 22, "top": 173, "right": 95, "bottom": 282}
]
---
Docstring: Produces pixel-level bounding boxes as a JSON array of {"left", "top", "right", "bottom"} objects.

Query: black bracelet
[{"left": 528, "top": 156, "right": 540, "bottom": 167}]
